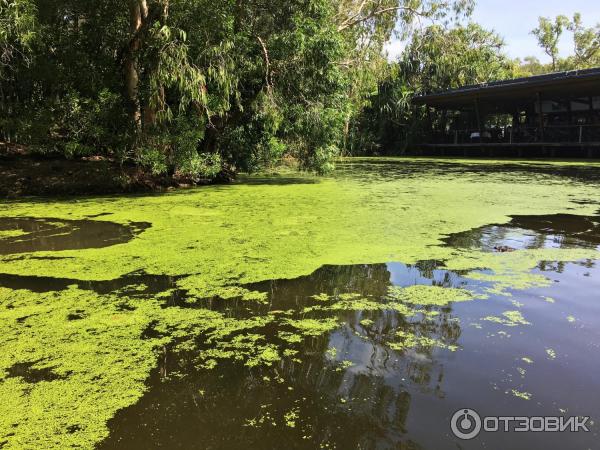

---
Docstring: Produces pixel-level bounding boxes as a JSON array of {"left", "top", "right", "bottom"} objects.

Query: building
[{"left": 412, "top": 67, "right": 600, "bottom": 157}]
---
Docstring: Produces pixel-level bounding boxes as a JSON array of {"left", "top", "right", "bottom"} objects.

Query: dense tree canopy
[
  {"left": 1, "top": 1, "right": 598, "bottom": 172},
  {"left": 348, "top": 10, "right": 600, "bottom": 155},
  {"left": 349, "top": 22, "right": 515, "bottom": 154},
  {"left": 0, "top": 0, "right": 473, "bottom": 177}
]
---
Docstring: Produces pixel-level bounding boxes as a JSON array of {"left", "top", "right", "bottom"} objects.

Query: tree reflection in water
[{"left": 101, "top": 262, "right": 469, "bottom": 450}]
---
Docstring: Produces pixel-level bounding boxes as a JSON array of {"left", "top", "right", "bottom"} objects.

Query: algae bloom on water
[{"left": 1, "top": 158, "right": 600, "bottom": 449}]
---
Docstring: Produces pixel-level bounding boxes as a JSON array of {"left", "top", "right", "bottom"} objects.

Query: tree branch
[
  {"left": 255, "top": 35, "right": 272, "bottom": 91},
  {"left": 338, "top": 5, "right": 424, "bottom": 31}
]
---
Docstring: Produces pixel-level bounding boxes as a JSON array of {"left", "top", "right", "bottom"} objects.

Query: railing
[{"left": 427, "top": 124, "right": 600, "bottom": 145}]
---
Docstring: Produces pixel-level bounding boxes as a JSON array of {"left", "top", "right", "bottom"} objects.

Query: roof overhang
[{"left": 412, "top": 68, "right": 600, "bottom": 109}]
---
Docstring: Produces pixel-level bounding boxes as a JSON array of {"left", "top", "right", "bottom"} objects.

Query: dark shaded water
[
  {"left": 0, "top": 217, "right": 150, "bottom": 254},
  {"left": 336, "top": 158, "right": 600, "bottom": 187},
  {"left": 95, "top": 260, "right": 600, "bottom": 450}
]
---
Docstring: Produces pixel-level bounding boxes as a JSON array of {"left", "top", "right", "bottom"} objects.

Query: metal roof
[{"left": 413, "top": 67, "right": 600, "bottom": 108}]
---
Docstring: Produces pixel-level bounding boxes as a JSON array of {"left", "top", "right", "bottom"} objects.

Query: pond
[{"left": 1, "top": 158, "right": 600, "bottom": 449}]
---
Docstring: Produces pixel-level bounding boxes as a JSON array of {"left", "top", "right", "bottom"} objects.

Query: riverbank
[
  {"left": 0, "top": 143, "right": 276, "bottom": 197},
  {"left": 1, "top": 155, "right": 162, "bottom": 197},
  {"left": 4, "top": 144, "right": 600, "bottom": 198}
]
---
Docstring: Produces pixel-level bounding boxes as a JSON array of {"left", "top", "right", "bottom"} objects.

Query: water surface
[{"left": 1, "top": 158, "right": 600, "bottom": 450}]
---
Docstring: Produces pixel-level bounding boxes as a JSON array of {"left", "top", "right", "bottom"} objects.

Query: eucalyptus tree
[
  {"left": 0, "top": 0, "right": 37, "bottom": 74},
  {"left": 1, "top": 0, "right": 476, "bottom": 177},
  {"left": 526, "top": 13, "right": 600, "bottom": 73},
  {"left": 531, "top": 15, "right": 570, "bottom": 72},
  {"left": 350, "top": 22, "right": 515, "bottom": 154},
  {"left": 332, "top": 0, "right": 474, "bottom": 151},
  {"left": 568, "top": 13, "right": 600, "bottom": 69}
]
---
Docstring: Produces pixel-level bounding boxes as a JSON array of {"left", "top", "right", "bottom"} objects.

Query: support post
[
  {"left": 474, "top": 97, "right": 483, "bottom": 156},
  {"left": 536, "top": 92, "right": 545, "bottom": 142},
  {"left": 536, "top": 92, "right": 546, "bottom": 156}
]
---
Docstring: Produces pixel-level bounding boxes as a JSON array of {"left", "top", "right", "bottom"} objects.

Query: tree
[
  {"left": 531, "top": 15, "right": 569, "bottom": 71},
  {"left": 512, "top": 56, "right": 547, "bottom": 77},
  {"left": 0, "top": 0, "right": 477, "bottom": 178},
  {"left": 0, "top": 0, "right": 37, "bottom": 74},
  {"left": 333, "top": 0, "right": 474, "bottom": 152},
  {"left": 349, "top": 22, "right": 515, "bottom": 154},
  {"left": 568, "top": 13, "right": 600, "bottom": 69}
]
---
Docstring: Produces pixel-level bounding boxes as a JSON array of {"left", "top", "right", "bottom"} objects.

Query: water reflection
[
  {"left": 2, "top": 210, "right": 599, "bottom": 448},
  {"left": 99, "top": 213, "right": 600, "bottom": 449},
  {"left": 0, "top": 270, "right": 181, "bottom": 296},
  {"left": 444, "top": 214, "right": 600, "bottom": 251},
  {"left": 335, "top": 159, "right": 600, "bottom": 187},
  {"left": 0, "top": 217, "right": 150, "bottom": 254},
  {"left": 100, "top": 262, "right": 468, "bottom": 450}
]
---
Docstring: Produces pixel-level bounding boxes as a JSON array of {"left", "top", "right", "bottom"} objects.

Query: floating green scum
[{"left": 1, "top": 158, "right": 599, "bottom": 448}]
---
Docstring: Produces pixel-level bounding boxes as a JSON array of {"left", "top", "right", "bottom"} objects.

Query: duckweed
[
  {"left": 388, "top": 330, "right": 456, "bottom": 352},
  {"left": 284, "top": 318, "right": 340, "bottom": 336},
  {"left": 1, "top": 158, "right": 599, "bottom": 448},
  {"left": 0, "top": 229, "right": 28, "bottom": 239},
  {"left": 483, "top": 310, "right": 531, "bottom": 327},
  {"left": 387, "top": 285, "right": 476, "bottom": 306},
  {"left": 510, "top": 389, "right": 532, "bottom": 400}
]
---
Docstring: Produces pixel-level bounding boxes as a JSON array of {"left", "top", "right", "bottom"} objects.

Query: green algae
[
  {"left": 283, "top": 318, "right": 339, "bottom": 337},
  {"left": 387, "top": 285, "right": 476, "bottom": 306},
  {"left": 299, "top": 286, "right": 471, "bottom": 320},
  {"left": 1, "top": 159, "right": 599, "bottom": 290},
  {"left": 546, "top": 348, "right": 557, "bottom": 360},
  {"left": 482, "top": 310, "right": 531, "bottom": 327},
  {"left": 1, "top": 158, "right": 600, "bottom": 448},
  {"left": 446, "top": 247, "right": 600, "bottom": 298},
  {"left": 0, "top": 229, "right": 28, "bottom": 239},
  {"left": 311, "top": 293, "right": 331, "bottom": 302},
  {"left": 0, "top": 286, "right": 212, "bottom": 448},
  {"left": 388, "top": 330, "right": 457, "bottom": 352},
  {"left": 510, "top": 389, "right": 532, "bottom": 401},
  {"left": 283, "top": 408, "right": 300, "bottom": 428},
  {"left": 217, "top": 286, "right": 269, "bottom": 303},
  {"left": 336, "top": 360, "right": 354, "bottom": 371},
  {"left": 277, "top": 331, "right": 303, "bottom": 344}
]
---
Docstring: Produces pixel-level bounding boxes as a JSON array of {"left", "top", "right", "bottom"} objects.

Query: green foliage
[
  {"left": 512, "top": 56, "right": 548, "bottom": 77},
  {"left": 350, "top": 22, "right": 515, "bottom": 154},
  {"left": 0, "top": 0, "right": 37, "bottom": 73},
  {"left": 531, "top": 15, "right": 570, "bottom": 71},
  {"left": 523, "top": 13, "right": 600, "bottom": 74},
  {"left": 569, "top": 13, "right": 600, "bottom": 68},
  {"left": 0, "top": 0, "right": 477, "bottom": 178}
]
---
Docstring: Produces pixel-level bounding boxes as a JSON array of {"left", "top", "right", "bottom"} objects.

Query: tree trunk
[
  {"left": 125, "top": 0, "right": 147, "bottom": 133},
  {"left": 342, "top": 114, "right": 350, "bottom": 156},
  {"left": 143, "top": 0, "right": 169, "bottom": 129}
]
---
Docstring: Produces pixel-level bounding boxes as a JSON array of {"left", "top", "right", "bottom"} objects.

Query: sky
[{"left": 385, "top": 0, "right": 600, "bottom": 63}]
